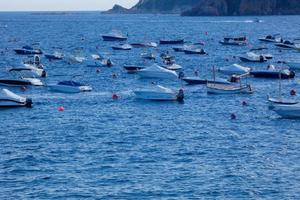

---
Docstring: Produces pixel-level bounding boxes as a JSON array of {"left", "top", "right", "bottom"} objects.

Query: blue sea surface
[{"left": 0, "top": 12, "right": 300, "bottom": 199}]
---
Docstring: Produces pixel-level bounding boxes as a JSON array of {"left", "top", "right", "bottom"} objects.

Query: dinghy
[
  {"left": 0, "top": 89, "right": 32, "bottom": 108},
  {"left": 137, "top": 64, "right": 178, "bottom": 79},
  {"left": 219, "top": 64, "right": 251, "bottom": 75},
  {"left": 134, "top": 85, "right": 184, "bottom": 101},
  {"left": 48, "top": 81, "right": 92, "bottom": 93}
]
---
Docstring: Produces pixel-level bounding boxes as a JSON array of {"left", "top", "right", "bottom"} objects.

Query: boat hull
[
  {"left": 272, "top": 104, "right": 300, "bottom": 118},
  {"left": 102, "top": 35, "right": 127, "bottom": 41}
]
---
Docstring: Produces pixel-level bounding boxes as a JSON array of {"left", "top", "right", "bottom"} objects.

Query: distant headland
[{"left": 104, "top": 0, "right": 300, "bottom": 16}]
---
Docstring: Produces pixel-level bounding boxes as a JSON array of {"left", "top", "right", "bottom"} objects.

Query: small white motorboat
[
  {"left": 134, "top": 85, "right": 184, "bottom": 101},
  {"left": 219, "top": 64, "right": 251, "bottom": 75},
  {"left": 207, "top": 83, "right": 253, "bottom": 94},
  {"left": 45, "top": 51, "right": 64, "bottom": 60},
  {"left": 272, "top": 103, "right": 300, "bottom": 118},
  {"left": 219, "top": 36, "right": 247, "bottom": 46},
  {"left": 141, "top": 52, "right": 156, "bottom": 60},
  {"left": 102, "top": 31, "right": 127, "bottom": 41},
  {"left": 239, "top": 52, "right": 267, "bottom": 62},
  {"left": 137, "top": 64, "right": 178, "bottom": 79},
  {"left": 112, "top": 44, "right": 132, "bottom": 50},
  {"left": 275, "top": 40, "right": 300, "bottom": 49},
  {"left": 259, "top": 35, "right": 282, "bottom": 43},
  {"left": 23, "top": 55, "right": 46, "bottom": 77},
  {"left": 48, "top": 81, "right": 92, "bottom": 93},
  {"left": 0, "top": 89, "right": 32, "bottom": 108}
]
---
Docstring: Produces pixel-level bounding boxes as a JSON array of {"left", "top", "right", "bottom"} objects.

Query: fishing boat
[
  {"left": 48, "top": 81, "right": 92, "bottom": 93},
  {"left": 207, "top": 66, "right": 253, "bottom": 94},
  {"left": 0, "top": 89, "right": 32, "bottom": 108},
  {"left": 137, "top": 64, "right": 178, "bottom": 79},
  {"left": 159, "top": 39, "right": 184, "bottom": 45},
  {"left": 259, "top": 34, "right": 282, "bottom": 43},
  {"left": 219, "top": 64, "right": 251, "bottom": 75},
  {"left": 207, "top": 83, "right": 253, "bottom": 94},
  {"left": 239, "top": 52, "right": 267, "bottom": 62},
  {"left": 14, "top": 45, "right": 43, "bottom": 55},
  {"left": 219, "top": 36, "right": 247, "bottom": 46},
  {"left": 134, "top": 85, "right": 184, "bottom": 101},
  {"left": 102, "top": 31, "right": 127, "bottom": 41},
  {"left": 112, "top": 44, "right": 132, "bottom": 50}
]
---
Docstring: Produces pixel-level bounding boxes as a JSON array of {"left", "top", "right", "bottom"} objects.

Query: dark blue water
[{"left": 0, "top": 12, "right": 300, "bottom": 199}]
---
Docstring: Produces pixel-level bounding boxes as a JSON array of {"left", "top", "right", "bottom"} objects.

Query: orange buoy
[
  {"left": 112, "top": 94, "right": 119, "bottom": 100},
  {"left": 58, "top": 106, "right": 65, "bottom": 112},
  {"left": 290, "top": 89, "right": 297, "bottom": 96}
]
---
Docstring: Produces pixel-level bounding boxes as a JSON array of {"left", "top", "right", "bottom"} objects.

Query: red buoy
[
  {"left": 58, "top": 106, "right": 65, "bottom": 112},
  {"left": 290, "top": 89, "right": 297, "bottom": 96},
  {"left": 112, "top": 94, "right": 119, "bottom": 100}
]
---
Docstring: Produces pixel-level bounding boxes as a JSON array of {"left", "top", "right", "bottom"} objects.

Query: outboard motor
[
  {"left": 25, "top": 98, "right": 33, "bottom": 108},
  {"left": 176, "top": 89, "right": 184, "bottom": 102},
  {"left": 107, "top": 59, "right": 112, "bottom": 67},
  {"left": 289, "top": 70, "right": 296, "bottom": 78},
  {"left": 41, "top": 70, "right": 47, "bottom": 78},
  {"left": 259, "top": 55, "right": 264, "bottom": 62}
]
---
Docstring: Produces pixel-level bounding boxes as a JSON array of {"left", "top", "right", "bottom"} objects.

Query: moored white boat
[
  {"left": 134, "top": 85, "right": 184, "bottom": 101},
  {"left": 272, "top": 103, "right": 300, "bottom": 118},
  {"left": 0, "top": 89, "right": 32, "bottom": 108},
  {"left": 137, "top": 64, "right": 178, "bottom": 79},
  {"left": 219, "top": 64, "right": 251, "bottom": 75},
  {"left": 48, "top": 81, "right": 92, "bottom": 93}
]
